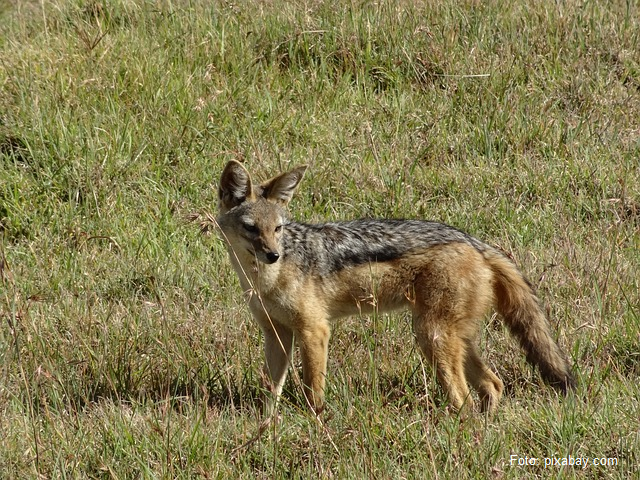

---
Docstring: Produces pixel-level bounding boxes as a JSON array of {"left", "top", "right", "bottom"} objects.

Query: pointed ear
[
  {"left": 218, "top": 160, "right": 255, "bottom": 211},
  {"left": 260, "top": 165, "right": 307, "bottom": 206}
]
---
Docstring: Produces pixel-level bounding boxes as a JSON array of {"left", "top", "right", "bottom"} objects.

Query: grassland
[{"left": 1, "top": 0, "right": 639, "bottom": 478}]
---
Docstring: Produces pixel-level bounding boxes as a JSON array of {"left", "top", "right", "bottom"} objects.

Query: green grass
[{"left": 1, "top": 0, "right": 639, "bottom": 477}]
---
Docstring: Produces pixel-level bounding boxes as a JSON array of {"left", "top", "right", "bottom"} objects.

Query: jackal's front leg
[
  {"left": 262, "top": 321, "right": 294, "bottom": 418},
  {"left": 298, "top": 320, "right": 331, "bottom": 414}
]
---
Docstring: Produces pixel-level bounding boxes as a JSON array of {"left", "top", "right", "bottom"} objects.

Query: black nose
[{"left": 265, "top": 252, "right": 280, "bottom": 263}]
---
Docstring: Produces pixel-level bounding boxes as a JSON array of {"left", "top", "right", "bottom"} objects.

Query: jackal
[{"left": 216, "top": 160, "right": 575, "bottom": 415}]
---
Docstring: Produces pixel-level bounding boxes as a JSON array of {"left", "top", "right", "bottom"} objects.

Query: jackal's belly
[{"left": 321, "top": 261, "right": 416, "bottom": 319}]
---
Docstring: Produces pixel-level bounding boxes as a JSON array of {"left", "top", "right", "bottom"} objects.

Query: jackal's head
[{"left": 217, "top": 160, "right": 307, "bottom": 264}]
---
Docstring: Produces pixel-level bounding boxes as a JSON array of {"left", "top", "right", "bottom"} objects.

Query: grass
[{"left": 1, "top": 0, "right": 639, "bottom": 477}]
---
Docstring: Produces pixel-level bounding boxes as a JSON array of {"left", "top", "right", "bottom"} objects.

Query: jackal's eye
[
  {"left": 275, "top": 225, "right": 283, "bottom": 233},
  {"left": 243, "top": 224, "right": 259, "bottom": 234}
]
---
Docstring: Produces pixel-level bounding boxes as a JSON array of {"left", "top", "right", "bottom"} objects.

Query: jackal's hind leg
[
  {"left": 463, "top": 340, "right": 504, "bottom": 412},
  {"left": 412, "top": 316, "right": 474, "bottom": 411}
]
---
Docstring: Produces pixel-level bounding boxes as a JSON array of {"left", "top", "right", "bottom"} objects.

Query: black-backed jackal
[{"left": 216, "top": 160, "right": 575, "bottom": 416}]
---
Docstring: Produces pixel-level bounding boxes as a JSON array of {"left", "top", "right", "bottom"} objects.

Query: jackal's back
[{"left": 282, "top": 219, "right": 487, "bottom": 275}]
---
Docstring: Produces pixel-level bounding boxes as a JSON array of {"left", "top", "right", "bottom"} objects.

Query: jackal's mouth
[{"left": 246, "top": 248, "right": 280, "bottom": 264}]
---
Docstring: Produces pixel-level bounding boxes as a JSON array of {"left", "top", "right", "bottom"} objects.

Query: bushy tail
[{"left": 484, "top": 249, "right": 576, "bottom": 393}]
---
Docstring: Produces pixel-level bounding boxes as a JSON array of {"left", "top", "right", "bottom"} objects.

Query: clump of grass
[{"left": 1, "top": 0, "right": 639, "bottom": 477}]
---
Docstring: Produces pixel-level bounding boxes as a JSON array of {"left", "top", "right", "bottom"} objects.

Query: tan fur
[{"left": 216, "top": 161, "right": 575, "bottom": 416}]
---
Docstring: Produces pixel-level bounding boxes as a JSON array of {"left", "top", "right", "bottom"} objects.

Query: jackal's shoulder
[{"left": 282, "top": 218, "right": 487, "bottom": 275}]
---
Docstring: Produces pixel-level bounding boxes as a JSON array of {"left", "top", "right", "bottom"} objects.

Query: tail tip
[{"left": 550, "top": 370, "right": 577, "bottom": 395}]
